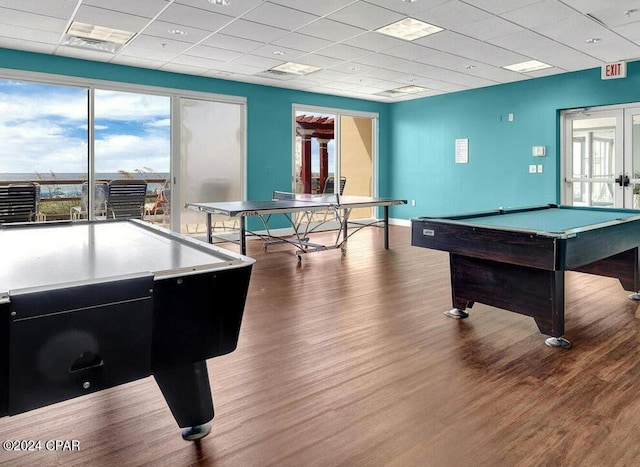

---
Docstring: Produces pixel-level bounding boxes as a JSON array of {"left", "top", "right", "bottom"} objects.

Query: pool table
[
  {"left": 411, "top": 204, "right": 640, "bottom": 348},
  {"left": 0, "top": 220, "right": 254, "bottom": 440}
]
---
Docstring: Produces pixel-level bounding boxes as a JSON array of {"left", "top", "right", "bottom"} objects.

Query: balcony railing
[{"left": 3, "top": 178, "right": 167, "bottom": 221}]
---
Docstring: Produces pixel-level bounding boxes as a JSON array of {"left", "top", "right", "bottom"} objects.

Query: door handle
[{"left": 615, "top": 174, "right": 630, "bottom": 187}]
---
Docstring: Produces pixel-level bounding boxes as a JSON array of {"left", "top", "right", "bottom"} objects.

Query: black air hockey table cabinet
[{"left": 0, "top": 220, "right": 254, "bottom": 440}]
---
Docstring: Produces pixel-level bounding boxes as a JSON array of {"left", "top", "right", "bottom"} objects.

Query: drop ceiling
[{"left": 0, "top": 0, "right": 639, "bottom": 102}]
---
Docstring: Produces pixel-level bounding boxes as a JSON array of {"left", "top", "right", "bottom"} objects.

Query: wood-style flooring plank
[{"left": 2, "top": 225, "right": 640, "bottom": 466}]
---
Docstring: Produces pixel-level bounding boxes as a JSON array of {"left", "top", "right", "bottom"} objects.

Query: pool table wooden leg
[
  {"left": 153, "top": 360, "right": 214, "bottom": 440},
  {"left": 449, "top": 254, "right": 568, "bottom": 347}
]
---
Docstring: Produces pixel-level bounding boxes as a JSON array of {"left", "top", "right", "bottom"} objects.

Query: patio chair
[
  {"left": 106, "top": 179, "right": 147, "bottom": 219},
  {"left": 323, "top": 176, "right": 347, "bottom": 195},
  {"left": 145, "top": 180, "right": 171, "bottom": 225},
  {"left": 70, "top": 181, "right": 108, "bottom": 220},
  {"left": 0, "top": 183, "right": 42, "bottom": 224}
]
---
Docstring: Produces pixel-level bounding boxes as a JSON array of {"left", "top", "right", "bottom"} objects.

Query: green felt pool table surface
[{"left": 432, "top": 205, "right": 640, "bottom": 236}]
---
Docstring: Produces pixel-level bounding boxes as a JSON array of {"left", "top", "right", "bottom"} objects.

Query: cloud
[{"left": 1, "top": 80, "right": 170, "bottom": 174}]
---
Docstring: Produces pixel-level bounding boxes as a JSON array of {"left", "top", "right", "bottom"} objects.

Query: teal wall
[
  {"left": 3, "top": 48, "right": 640, "bottom": 222},
  {"left": 0, "top": 47, "right": 388, "bottom": 204},
  {"left": 389, "top": 60, "right": 640, "bottom": 218}
]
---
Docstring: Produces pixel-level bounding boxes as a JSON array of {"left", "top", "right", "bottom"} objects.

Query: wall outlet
[{"left": 529, "top": 165, "right": 537, "bottom": 173}]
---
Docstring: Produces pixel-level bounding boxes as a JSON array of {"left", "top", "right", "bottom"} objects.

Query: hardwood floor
[{"left": 3, "top": 225, "right": 640, "bottom": 466}]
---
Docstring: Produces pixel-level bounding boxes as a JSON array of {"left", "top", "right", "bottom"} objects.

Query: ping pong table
[{"left": 185, "top": 192, "right": 407, "bottom": 258}]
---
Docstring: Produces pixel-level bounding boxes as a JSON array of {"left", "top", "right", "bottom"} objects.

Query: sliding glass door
[
  {"left": 293, "top": 106, "right": 377, "bottom": 221},
  {"left": 1, "top": 73, "right": 246, "bottom": 231}
]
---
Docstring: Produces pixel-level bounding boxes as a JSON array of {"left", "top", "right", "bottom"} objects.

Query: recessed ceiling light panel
[
  {"left": 61, "top": 21, "right": 135, "bottom": 53},
  {"left": 502, "top": 60, "right": 552, "bottom": 73},
  {"left": 376, "top": 18, "right": 443, "bottom": 41},
  {"left": 66, "top": 22, "right": 135, "bottom": 44}
]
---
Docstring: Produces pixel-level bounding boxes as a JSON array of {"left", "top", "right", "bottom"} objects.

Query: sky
[{"left": 0, "top": 79, "right": 170, "bottom": 176}]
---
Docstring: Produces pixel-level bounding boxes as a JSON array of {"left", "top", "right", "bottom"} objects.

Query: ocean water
[{"left": 0, "top": 173, "right": 169, "bottom": 197}]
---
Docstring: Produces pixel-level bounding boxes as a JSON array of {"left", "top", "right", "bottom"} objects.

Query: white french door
[{"left": 563, "top": 105, "right": 640, "bottom": 208}]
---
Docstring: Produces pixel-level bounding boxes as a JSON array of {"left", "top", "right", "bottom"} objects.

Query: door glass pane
[
  {"left": 294, "top": 112, "right": 335, "bottom": 194},
  {"left": 94, "top": 89, "right": 170, "bottom": 221},
  {"left": 0, "top": 79, "right": 88, "bottom": 221},
  {"left": 632, "top": 115, "right": 640, "bottom": 208},
  {"left": 571, "top": 117, "right": 615, "bottom": 207},
  {"left": 179, "top": 98, "right": 243, "bottom": 234}
]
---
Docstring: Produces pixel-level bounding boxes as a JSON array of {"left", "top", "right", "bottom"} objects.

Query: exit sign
[{"left": 601, "top": 61, "right": 627, "bottom": 80}]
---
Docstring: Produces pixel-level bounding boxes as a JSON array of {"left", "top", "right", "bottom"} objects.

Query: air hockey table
[{"left": 0, "top": 219, "right": 254, "bottom": 440}]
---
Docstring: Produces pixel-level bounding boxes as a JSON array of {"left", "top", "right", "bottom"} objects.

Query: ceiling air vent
[{"left": 256, "top": 69, "right": 297, "bottom": 80}]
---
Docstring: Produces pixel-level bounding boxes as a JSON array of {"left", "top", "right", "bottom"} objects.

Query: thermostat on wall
[{"left": 532, "top": 146, "right": 546, "bottom": 157}]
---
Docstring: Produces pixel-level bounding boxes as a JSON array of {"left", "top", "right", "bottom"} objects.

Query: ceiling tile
[
  {"left": 142, "top": 20, "right": 212, "bottom": 43},
  {"left": 230, "top": 53, "right": 283, "bottom": 70},
  {"left": 157, "top": 3, "right": 233, "bottom": 31},
  {"left": 533, "top": 15, "right": 622, "bottom": 49},
  {"left": 250, "top": 43, "right": 306, "bottom": 60},
  {"left": 457, "top": 16, "right": 525, "bottom": 41},
  {"left": 587, "top": 2, "right": 640, "bottom": 27},
  {"left": 202, "top": 33, "right": 264, "bottom": 53},
  {"left": 118, "top": 45, "right": 180, "bottom": 62},
  {"left": 326, "top": 61, "right": 377, "bottom": 75},
  {"left": 0, "top": 0, "right": 77, "bottom": 19},
  {"left": 614, "top": 21, "right": 640, "bottom": 42},
  {"left": 165, "top": 54, "right": 223, "bottom": 70},
  {"left": 365, "top": 0, "right": 450, "bottom": 15},
  {"left": 316, "top": 43, "right": 370, "bottom": 61},
  {"left": 0, "top": 9, "right": 67, "bottom": 33},
  {"left": 297, "top": 18, "right": 366, "bottom": 42},
  {"left": 413, "top": 0, "right": 494, "bottom": 29},
  {"left": 111, "top": 54, "right": 165, "bottom": 69},
  {"left": 341, "top": 31, "right": 407, "bottom": 53},
  {"left": 82, "top": 0, "right": 169, "bottom": 19},
  {"left": 559, "top": 0, "right": 622, "bottom": 14},
  {"left": 353, "top": 52, "right": 411, "bottom": 70},
  {"left": 328, "top": 2, "right": 405, "bottom": 31},
  {"left": 416, "top": 31, "right": 528, "bottom": 67},
  {"left": 0, "top": 36, "right": 56, "bottom": 54},
  {"left": 130, "top": 35, "right": 194, "bottom": 54},
  {"left": 185, "top": 44, "right": 243, "bottom": 62},
  {"left": 293, "top": 53, "right": 343, "bottom": 69},
  {"left": 0, "top": 23, "right": 61, "bottom": 44},
  {"left": 271, "top": 33, "right": 333, "bottom": 53},
  {"left": 267, "top": 0, "right": 357, "bottom": 16},
  {"left": 584, "top": 39, "right": 640, "bottom": 62},
  {"left": 500, "top": 0, "right": 578, "bottom": 29},
  {"left": 462, "top": 0, "right": 543, "bottom": 15},
  {"left": 75, "top": 5, "right": 152, "bottom": 31},
  {"left": 159, "top": 62, "right": 209, "bottom": 75},
  {"left": 219, "top": 19, "right": 289, "bottom": 42},
  {"left": 175, "top": 0, "right": 265, "bottom": 17},
  {"left": 241, "top": 2, "right": 318, "bottom": 31}
]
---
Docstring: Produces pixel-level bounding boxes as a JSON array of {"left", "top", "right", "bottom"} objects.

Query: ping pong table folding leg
[{"left": 153, "top": 360, "right": 215, "bottom": 440}]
